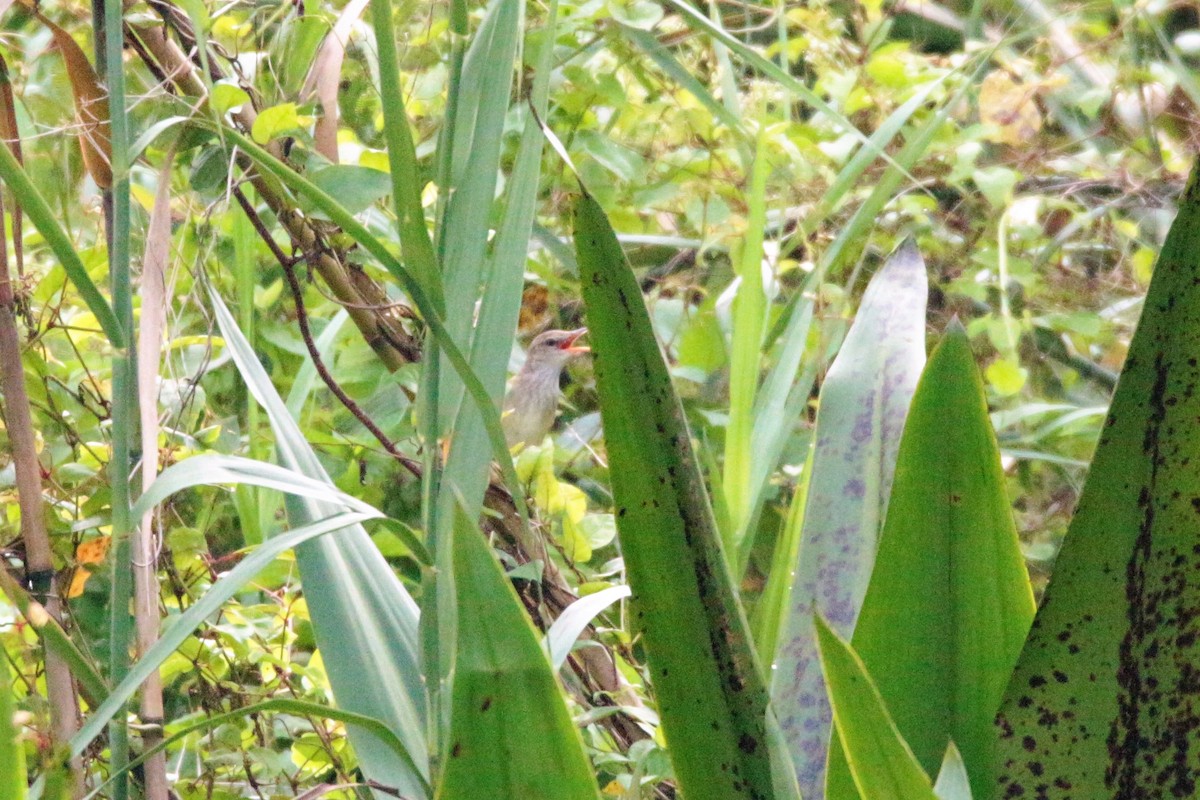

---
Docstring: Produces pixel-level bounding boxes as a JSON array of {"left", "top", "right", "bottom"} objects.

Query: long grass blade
[{"left": 210, "top": 287, "right": 431, "bottom": 798}]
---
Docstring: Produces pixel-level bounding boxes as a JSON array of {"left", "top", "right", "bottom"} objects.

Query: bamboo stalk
[{"left": 0, "top": 167, "right": 83, "bottom": 798}]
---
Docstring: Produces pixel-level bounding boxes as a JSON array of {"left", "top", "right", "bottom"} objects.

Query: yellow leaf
[
  {"left": 76, "top": 535, "right": 111, "bottom": 564},
  {"left": 66, "top": 567, "right": 91, "bottom": 599},
  {"left": 561, "top": 515, "right": 592, "bottom": 563}
]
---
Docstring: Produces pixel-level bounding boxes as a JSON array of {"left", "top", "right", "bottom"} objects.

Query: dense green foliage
[{"left": 2, "top": 0, "right": 1200, "bottom": 798}]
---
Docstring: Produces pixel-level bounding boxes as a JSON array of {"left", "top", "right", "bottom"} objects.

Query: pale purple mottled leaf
[{"left": 770, "top": 238, "right": 928, "bottom": 800}]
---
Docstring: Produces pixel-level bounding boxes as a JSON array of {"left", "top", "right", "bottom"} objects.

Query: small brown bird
[{"left": 502, "top": 328, "right": 589, "bottom": 448}]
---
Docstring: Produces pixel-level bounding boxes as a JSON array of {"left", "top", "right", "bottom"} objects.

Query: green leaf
[
  {"left": 211, "top": 81, "right": 249, "bottom": 115},
  {"left": 814, "top": 616, "right": 937, "bottom": 800},
  {"left": 724, "top": 129, "right": 770, "bottom": 559},
  {"left": 308, "top": 164, "right": 391, "bottom": 215},
  {"left": 66, "top": 511, "right": 379, "bottom": 762},
  {"left": 437, "top": 508, "right": 601, "bottom": 800},
  {"left": 0, "top": 644, "right": 26, "bottom": 799},
  {"left": 772, "top": 239, "right": 927, "bottom": 799},
  {"left": 544, "top": 585, "right": 631, "bottom": 672},
  {"left": 574, "top": 190, "right": 799, "bottom": 800},
  {"left": 984, "top": 357, "right": 1028, "bottom": 396},
  {"left": 210, "top": 289, "right": 431, "bottom": 798},
  {"left": 825, "top": 322, "right": 1035, "bottom": 799},
  {"left": 251, "top": 102, "right": 312, "bottom": 144},
  {"left": 994, "top": 160, "right": 1200, "bottom": 797},
  {"left": 0, "top": 133, "right": 123, "bottom": 346}
]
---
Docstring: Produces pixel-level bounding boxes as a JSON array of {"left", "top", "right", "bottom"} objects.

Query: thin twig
[{"left": 231, "top": 188, "right": 421, "bottom": 479}]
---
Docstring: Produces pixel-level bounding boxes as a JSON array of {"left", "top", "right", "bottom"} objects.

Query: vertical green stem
[
  {"left": 367, "top": 0, "right": 449, "bottom": 762},
  {"left": 233, "top": 193, "right": 264, "bottom": 546},
  {"left": 723, "top": 128, "right": 770, "bottom": 563},
  {"left": 102, "top": 0, "right": 136, "bottom": 797}
]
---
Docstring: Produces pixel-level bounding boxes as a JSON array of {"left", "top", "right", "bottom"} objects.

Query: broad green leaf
[
  {"left": 308, "top": 165, "right": 391, "bottom": 215},
  {"left": 211, "top": 290, "right": 430, "bottom": 798},
  {"left": 825, "top": 323, "right": 1034, "bottom": 799},
  {"left": 436, "top": 509, "right": 601, "bottom": 800},
  {"left": 251, "top": 102, "right": 312, "bottom": 144},
  {"left": 814, "top": 616, "right": 937, "bottom": 800},
  {"left": 575, "top": 190, "right": 799, "bottom": 800},
  {"left": 211, "top": 81, "right": 249, "bottom": 115},
  {"left": 772, "top": 239, "right": 927, "bottom": 799},
  {"left": 994, "top": 160, "right": 1200, "bottom": 798}
]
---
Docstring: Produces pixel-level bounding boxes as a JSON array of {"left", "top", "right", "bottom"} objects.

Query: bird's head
[{"left": 522, "top": 327, "right": 589, "bottom": 375}]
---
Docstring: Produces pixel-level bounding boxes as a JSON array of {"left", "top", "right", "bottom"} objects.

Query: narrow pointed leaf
[
  {"left": 825, "top": 322, "right": 1034, "bottom": 799},
  {"left": 773, "top": 239, "right": 927, "bottom": 798},
  {"left": 436, "top": 508, "right": 601, "bottom": 800},
  {"left": 545, "top": 585, "right": 631, "bottom": 672},
  {"left": 34, "top": 11, "right": 112, "bottom": 188},
  {"left": 211, "top": 289, "right": 430, "bottom": 798},
  {"left": 0, "top": 131, "right": 122, "bottom": 345},
  {"left": 815, "top": 616, "right": 937, "bottom": 800},
  {"left": 994, "top": 159, "right": 1200, "bottom": 798},
  {"left": 574, "top": 190, "right": 798, "bottom": 800},
  {"left": 933, "top": 743, "right": 973, "bottom": 800}
]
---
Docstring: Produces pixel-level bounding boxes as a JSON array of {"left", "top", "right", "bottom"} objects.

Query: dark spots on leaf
[
  {"left": 450, "top": 741, "right": 462, "bottom": 758},
  {"left": 1029, "top": 675, "right": 1047, "bottom": 689},
  {"left": 619, "top": 507, "right": 627, "bottom": 517},
  {"left": 1022, "top": 735, "right": 1037, "bottom": 752},
  {"left": 1053, "top": 670, "right": 1069, "bottom": 684},
  {"left": 480, "top": 697, "right": 492, "bottom": 712},
  {"left": 738, "top": 733, "right": 758, "bottom": 755}
]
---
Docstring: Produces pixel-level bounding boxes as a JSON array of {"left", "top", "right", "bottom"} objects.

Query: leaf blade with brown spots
[
  {"left": 994, "top": 158, "right": 1200, "bottom": 799},
  {"left": 437, "top": 507, "right": 601, "bottom": 800},
  {"left": 575, "top": 190, "right": 800, "bottom": 800}
]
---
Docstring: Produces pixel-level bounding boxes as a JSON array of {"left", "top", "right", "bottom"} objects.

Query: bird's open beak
[{"left": 560, "top": 327, "right": 589, "bottom": 354}]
